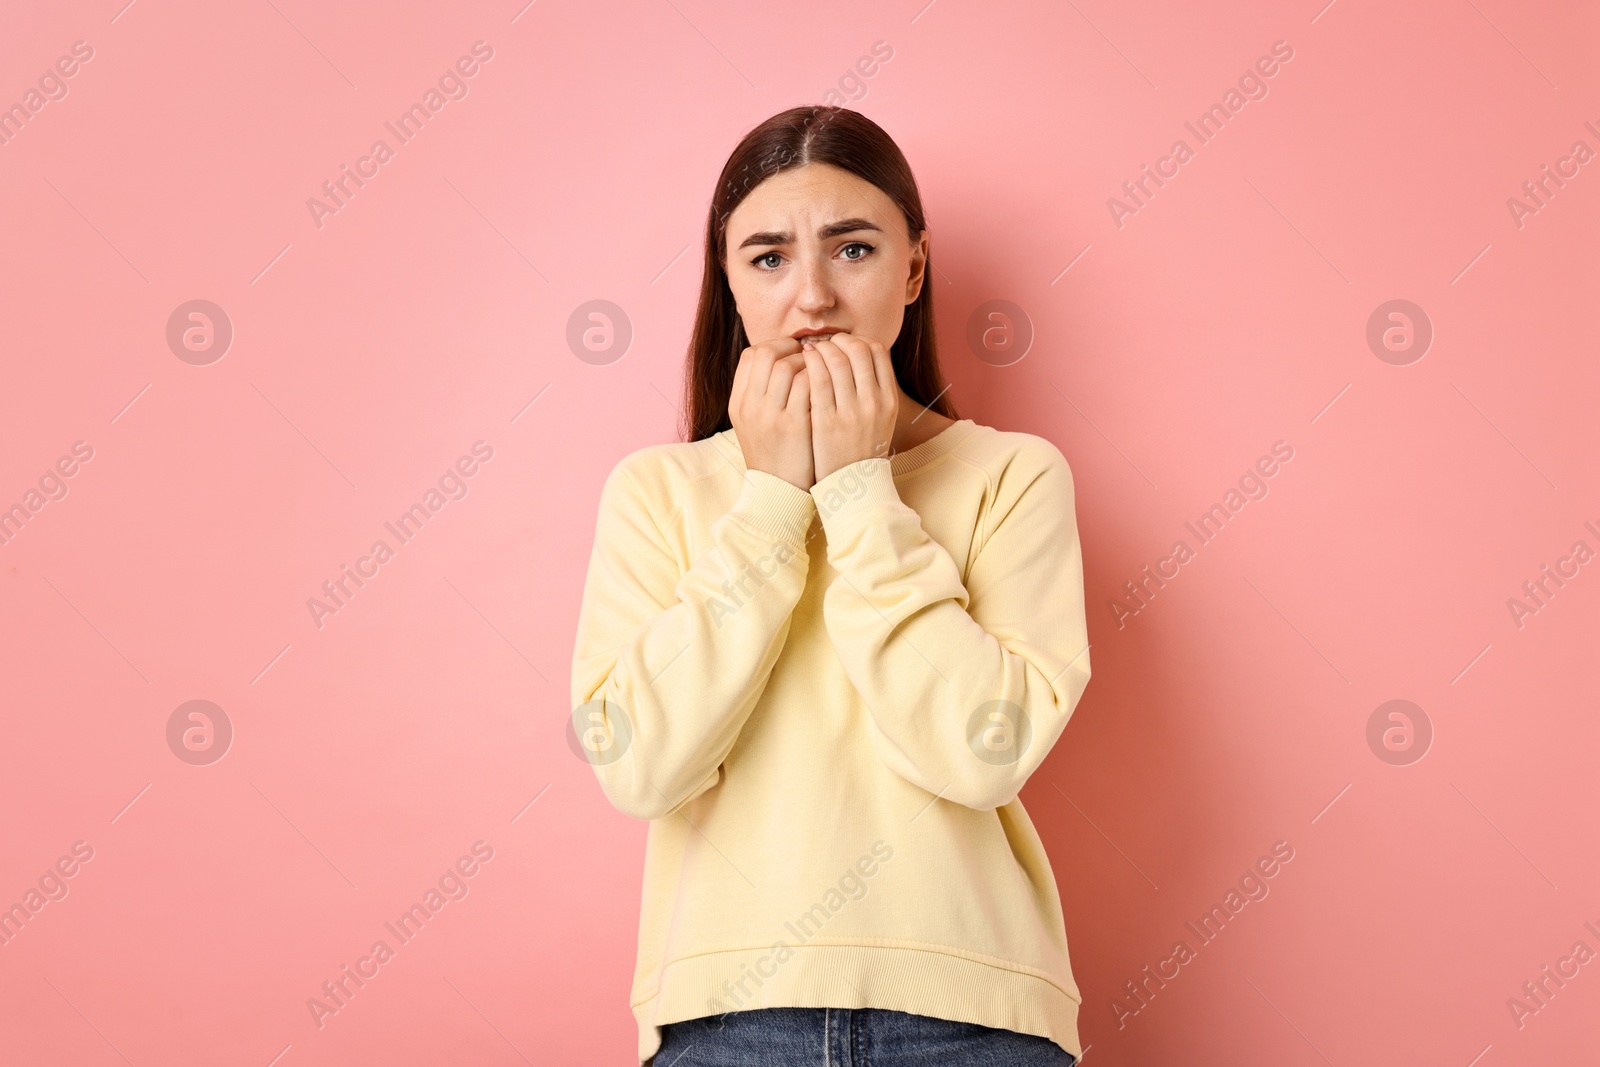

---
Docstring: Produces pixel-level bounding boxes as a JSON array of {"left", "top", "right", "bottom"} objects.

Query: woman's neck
[{"left": 892, "top": 390, "right": 955, "bottom": 454}]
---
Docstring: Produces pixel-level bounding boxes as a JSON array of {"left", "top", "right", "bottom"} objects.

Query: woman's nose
[{"left": 794, "top": 253, "right": 835, "bottom": 311}]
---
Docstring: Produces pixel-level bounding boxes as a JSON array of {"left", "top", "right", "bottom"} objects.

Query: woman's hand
[
  {"left": 728, "top": 338, "right": 815, "bottom": 490},
  {"left": 801, "top": 332, "right": 898, "bottom": 482}
]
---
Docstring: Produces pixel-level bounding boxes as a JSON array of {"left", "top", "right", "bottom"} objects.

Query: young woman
[{"left": 571, "top": 105, "right": 1092, "bottom": 1066}]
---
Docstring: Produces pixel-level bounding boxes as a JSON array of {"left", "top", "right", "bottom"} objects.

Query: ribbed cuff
[
  {"left": 810, "top": 457, "right": 901, "bottom": 530},
  {"left": 726, "top": 468, "right": 818, "bottom": 548}
]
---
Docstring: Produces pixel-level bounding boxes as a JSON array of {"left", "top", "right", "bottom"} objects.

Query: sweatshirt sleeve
[
  {"left": 809, "top": 439, "right": 1091, "bottom": 811},
  {"left": 570, "top": 455, "right": 817, "bottom": 820}
]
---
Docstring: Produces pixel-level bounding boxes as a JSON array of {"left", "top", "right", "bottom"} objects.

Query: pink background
[{"left": 1, "top": 1, "right": 1595, "bottom": 1064}]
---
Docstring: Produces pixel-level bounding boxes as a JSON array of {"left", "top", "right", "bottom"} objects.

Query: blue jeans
[{"left": 653, "top": 1006, "right": 1078, "bottom": 1066}]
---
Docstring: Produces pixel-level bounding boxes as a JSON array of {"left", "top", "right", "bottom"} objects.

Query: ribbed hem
[
  {"left": 725, "top": 468, "right": 817, "bottom": 548},
  {"left": 633, "top": 942, "right": 1082, "bottom": 1063}
]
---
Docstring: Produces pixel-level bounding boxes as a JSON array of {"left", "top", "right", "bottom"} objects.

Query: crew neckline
[{"left": 717, "top": 418, "right": 978, "bottom": 478}]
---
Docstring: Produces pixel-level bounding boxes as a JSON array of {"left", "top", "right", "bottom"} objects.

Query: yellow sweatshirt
[{"left": 569, "top": 417, "right": 1093, "bottom": 1063}]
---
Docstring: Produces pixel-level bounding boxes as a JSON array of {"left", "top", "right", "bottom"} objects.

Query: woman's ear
[{"left": 905, "top": 229, "right": 928, "bottom": 305}]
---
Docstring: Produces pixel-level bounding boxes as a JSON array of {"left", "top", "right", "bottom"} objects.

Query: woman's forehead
[{"left": 727, "top": 164, "right": 892, "bottom": 233}]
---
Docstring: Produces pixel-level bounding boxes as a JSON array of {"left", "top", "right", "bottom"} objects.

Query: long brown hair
[{"left": 681, "top": 105, "right": 958, "bottom": 442}]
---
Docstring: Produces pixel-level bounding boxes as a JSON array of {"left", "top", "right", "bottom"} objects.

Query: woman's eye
[{"left": 750, "top": 243, "right": 872, "bottom": 270}]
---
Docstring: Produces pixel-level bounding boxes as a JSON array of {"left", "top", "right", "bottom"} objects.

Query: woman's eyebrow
[{"left": 736, "top": 218, "right": 883, "bottom": 249}]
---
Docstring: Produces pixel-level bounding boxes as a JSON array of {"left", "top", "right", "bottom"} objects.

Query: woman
[{"left": 570, "top": 105, "right": 1092, "bottom": 1066}]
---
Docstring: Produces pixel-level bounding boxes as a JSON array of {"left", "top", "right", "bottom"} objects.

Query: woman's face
[{"left": 721, "top": 162, "right": 928, "bottom": 354}]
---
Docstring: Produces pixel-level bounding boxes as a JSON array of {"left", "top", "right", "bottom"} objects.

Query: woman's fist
[
  {"left": 728, "top": 337, "right": 815, "bottom": 490},
  {"left": 800, "top": 332, "right": 898, "bottom": 481}
]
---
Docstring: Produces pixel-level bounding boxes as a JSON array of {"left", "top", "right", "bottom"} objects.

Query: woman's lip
[{"left": 793, "top": 329, "right": 844, "bottom": 339}]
